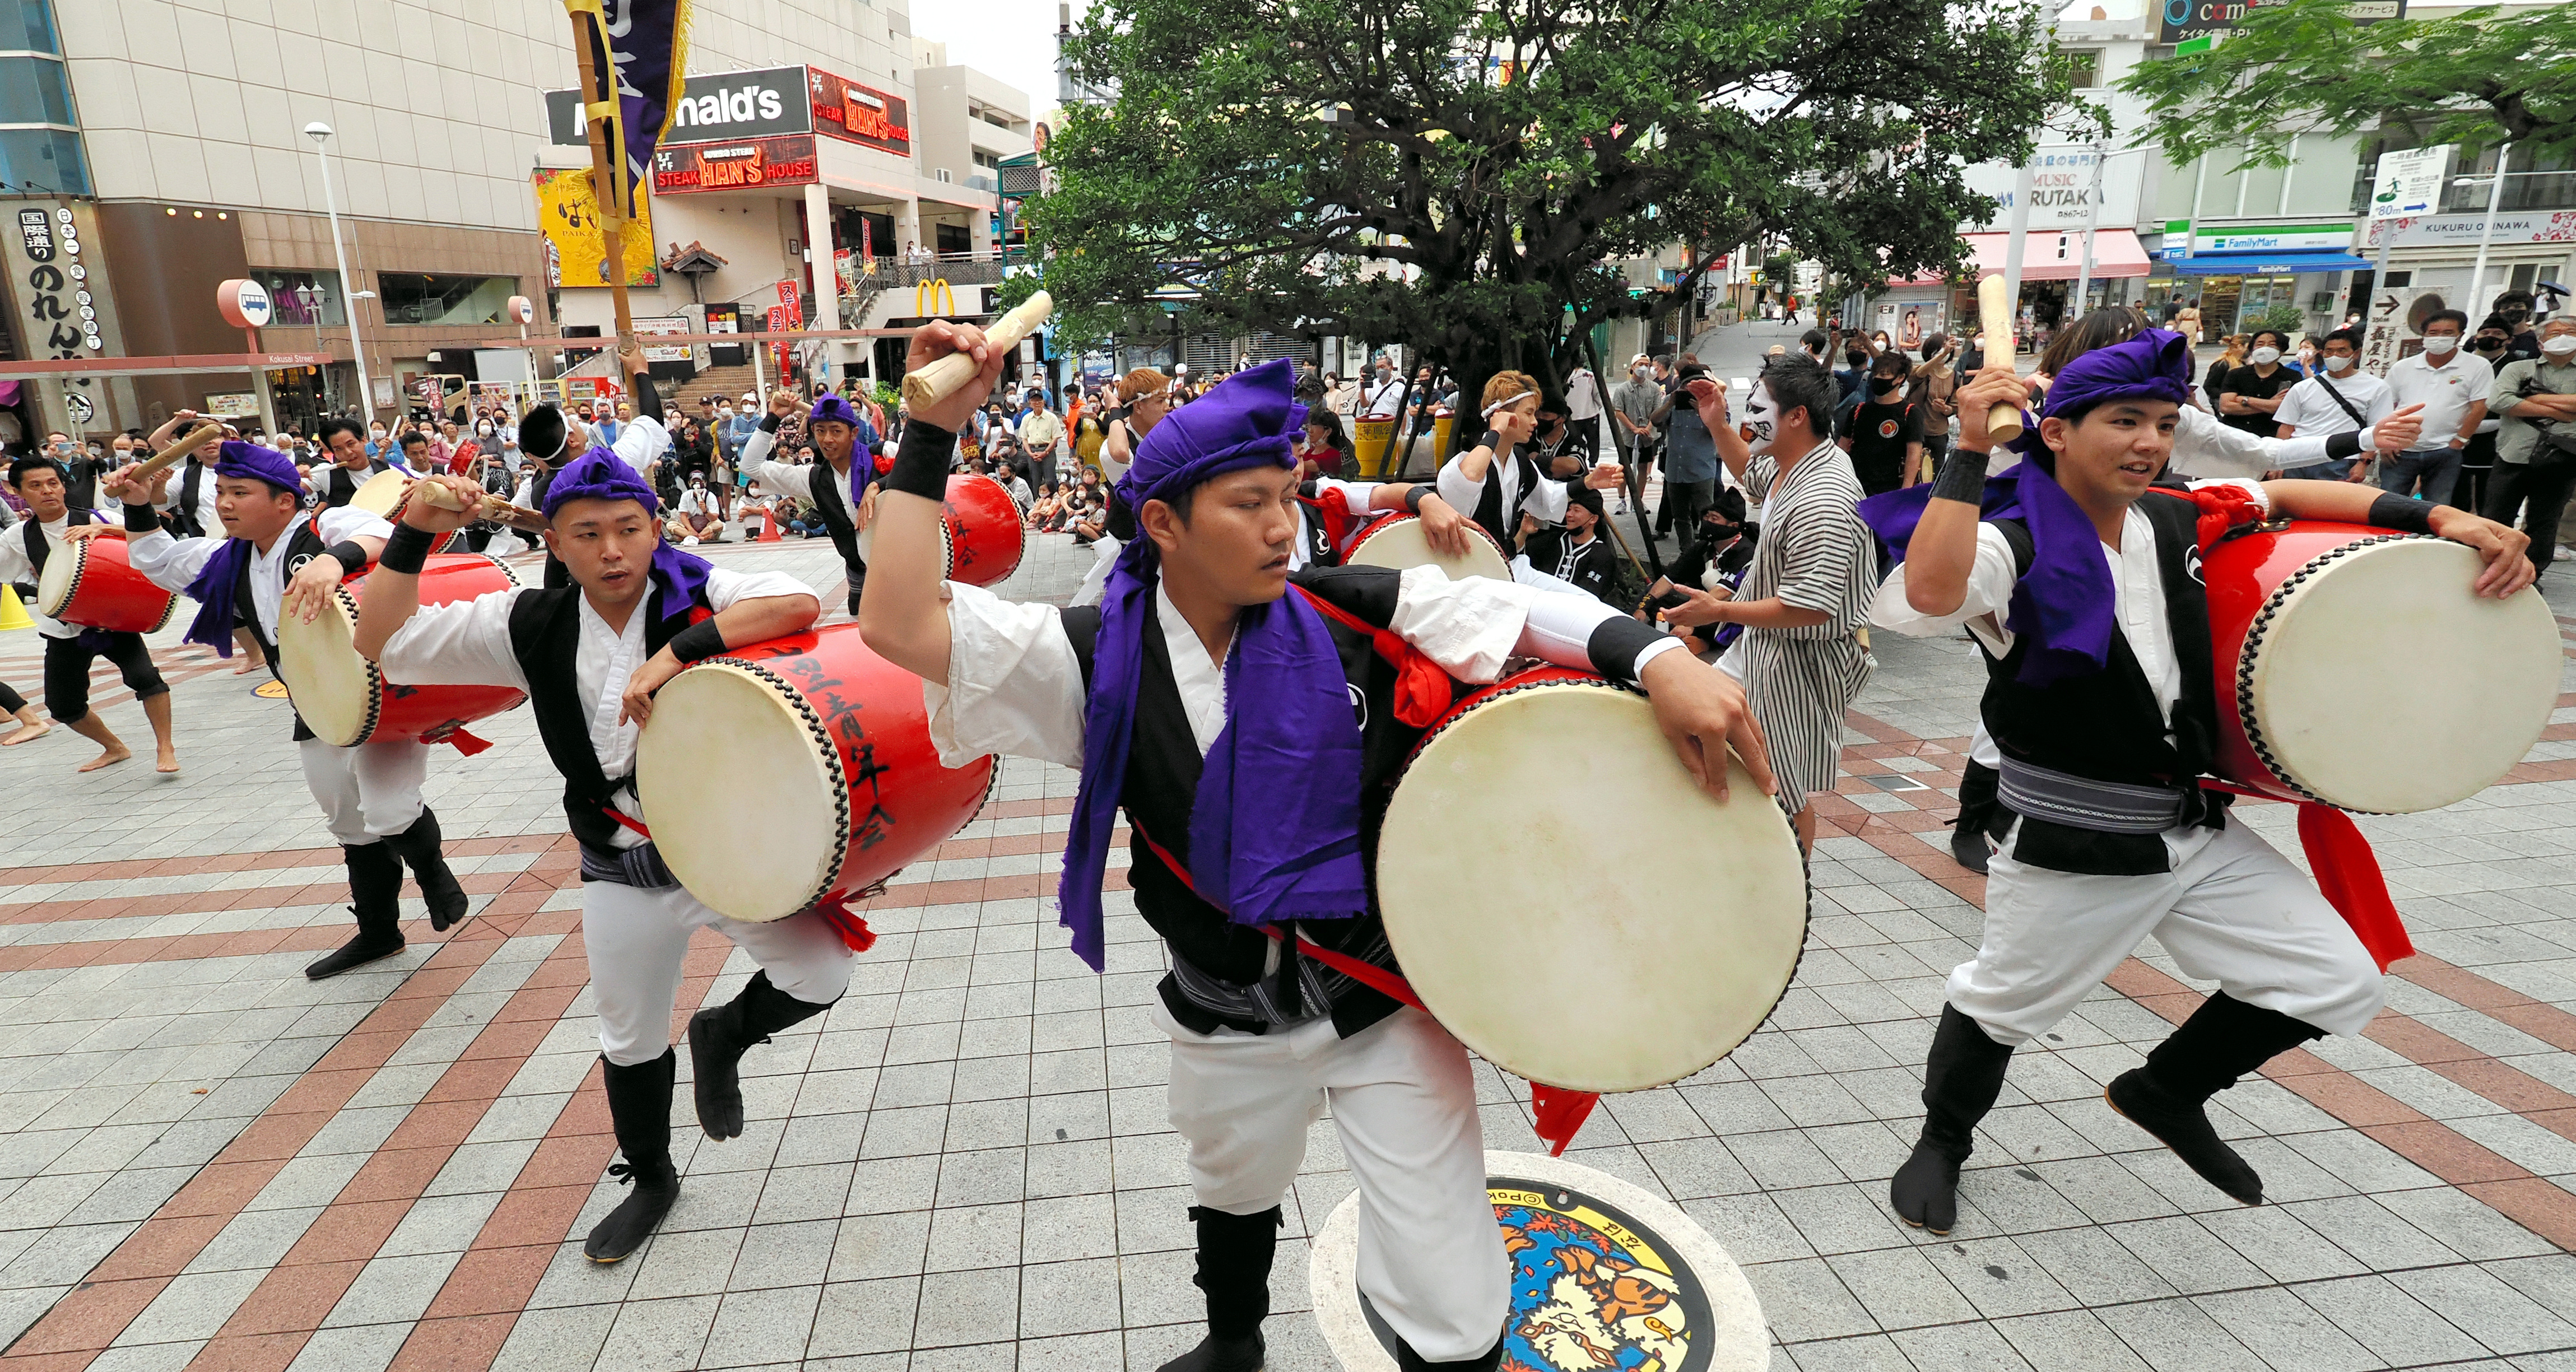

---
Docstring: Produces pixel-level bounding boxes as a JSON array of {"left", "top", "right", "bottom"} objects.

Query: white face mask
[
  {"left": 2249, "top": 347, "right": 2282, "bottom": 365},
  {"left": 2543, "top": 336, "right": 2576, "bottom": 358},
  {"left": 370, "top": 426, "right": 385, "bottom": 439},
  {"left": 1740, "top": 380, "right": 1781, "bottom": 454},
  {"left": 2324, "top": 354, "right": 2356, "bottom": 373},
  {"left": 2421, "top": 334, "right": 2458, "bottom": 356}
]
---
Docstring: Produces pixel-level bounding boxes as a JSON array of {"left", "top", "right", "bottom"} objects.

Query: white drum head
[
  {"left": 350, "top": 469, "right": 413, "bottom": 520},
  {"left": 2247, "top": 537, "right": 2559, "bottom": 813},
  {"left": 1347, "top": 517, "right": 1511, "bottom": 582},
  {"left": 32, "top": 537, "right": 76, "bottom": 617},
  {"left": 1375, "top": 681, "right": 1807, "bottom": 1092},
  {"left": 277, "top": 590, "right": 378, "bottom": 746},
  {"left": 635, "top": 662, "right": 845, "bottom": 923}
]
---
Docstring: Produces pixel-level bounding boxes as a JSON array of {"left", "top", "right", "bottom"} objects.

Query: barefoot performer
[{"left": 2, "top": 457, "right": 178, "bottom": 774}]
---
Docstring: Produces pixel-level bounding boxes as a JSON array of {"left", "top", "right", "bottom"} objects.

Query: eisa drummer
[
  {"left": 1870, "top": 328, "right": 2533, "bottom": 1234},
  {"left": 2, "top": 457, "right": 181, "bottom": 775},
  {"left": 108, "top": 444, "right": 472, "bottom": 979},
  {"left": 862, "top": 342, "right": 1772, "bottom": 1372},
  {"left": 740, "top": 389, "right": 877, "bottom": 615},
  {"left": 349, "top": 457, "right": 848, "bottom": 1264}
]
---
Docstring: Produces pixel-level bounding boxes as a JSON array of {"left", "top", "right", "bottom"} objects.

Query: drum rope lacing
[
  {"left": 42, "top": 540, "right": 86, "bottom": 620},
  {"left": 329, "top": 584, "right": 388, "bottom": 746},
  {"left": 2231, "top": 533, "right": 2426, "bottom": 813}
]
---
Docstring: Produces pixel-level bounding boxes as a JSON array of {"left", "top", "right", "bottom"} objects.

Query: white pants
[
  {"left": 1156, "top": 1002, "right": 1508, "bottom": 1363},
  {"left": 297, "top": 737, "right": 427, "bottom": 846},
  {"left": 1954, "top": 818, "right": 2384, "bottom": 1047},
  {"left": 583, "top": 879, "right": 854, "bottom": 1066}
]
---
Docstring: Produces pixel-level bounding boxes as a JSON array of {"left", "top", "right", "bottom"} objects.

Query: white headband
[{"left": 1481, "top": 392, "right": 1532, "bottom": 418}]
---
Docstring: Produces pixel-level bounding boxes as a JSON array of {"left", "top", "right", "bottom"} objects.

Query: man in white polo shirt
[
  {"left": 2275, "top": 326, "right": 2393, "bottom": 481},
  {"left": 2379, "top": 308, "right": 2491, "bottom": 507}
]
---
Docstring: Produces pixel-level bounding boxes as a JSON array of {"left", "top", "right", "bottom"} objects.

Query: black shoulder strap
[
  {"left": 506, "top": 588, "right": 616, "bottom": 799},
  {"left": 20, "top": 518, "right": 42, "bottom": 578},
  {"left": 2310, "top": 373, "right": 2369, "bottom": 429}
]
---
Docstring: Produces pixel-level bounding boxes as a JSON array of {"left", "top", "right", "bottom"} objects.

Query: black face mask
[
  {"left": 2475, "top": 338, "right": 2508, "bottom": 352},
  {"left": 1872, "top": 378, "right": 1901, "bottom": 396}
]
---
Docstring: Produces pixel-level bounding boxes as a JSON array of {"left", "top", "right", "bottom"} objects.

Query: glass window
[
  {"left": 0, "top": 54, "right": 72, "bottom": 126},
  {"left": 0, "top": 0, "right": 58, "bottom": 54},
  {"left": 256, "top": 269, "right": 347, "bottom": 329},
  {"left": 376, "top": 273, "right": 519, "bottom": 326},
  {"left": 0, "top": 127, "right": 85, "bottom": 195},
  {"left": 2059, "top": 49, "right": 2101, "bottom": 89}
]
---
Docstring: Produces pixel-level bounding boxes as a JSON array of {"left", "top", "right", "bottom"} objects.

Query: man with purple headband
[
  {"left": 863, "top": 332, "right": 1771, "bottom": 1372},
  {"left": 109, "top": 443, "right": 472, "bottom": 979},
  {"left": 349, "top": 452, "right": 841, "bottom": 1265},
  {"left": 741, "top": 388, "right": 878, "bottom": 615},
  {"left": 1865, "top": 328, "right": 2529, "bottom": 1234}
]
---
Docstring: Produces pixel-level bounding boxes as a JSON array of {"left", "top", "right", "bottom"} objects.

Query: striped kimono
[{"left": 1719, "top": 440, "right": 1878, "bottom": 816}]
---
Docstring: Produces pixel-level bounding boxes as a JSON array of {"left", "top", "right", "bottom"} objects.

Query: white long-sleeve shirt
[
  {"left": 738, "top": 425, "right": 862, "bottom": 513},
  {"left": 925, "top": 565, "right": 1680, "bottom": 770},
  {"left": 124, "top": 506, "right": 392, "bottom": 645},
  {"left": 154, "top": 458, "right": 223, "bottom": 537},
  {"left": 2164, "top": 403, "right": 2389, "bottom": 481},
  {"left": 0, "top": 515, "right": 101, "bottom": 639},
  {"left": 1436, "top": 449, "right": 1569, "bottom": 531},
  {"left": 375, "top": 569, "right": 816, "bottom": 845}
]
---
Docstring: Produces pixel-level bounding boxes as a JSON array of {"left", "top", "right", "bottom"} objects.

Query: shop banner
[
  {"left": 808, "top": 66, "right": 912, "bottom": 156},
  {"left": 2379, "top": 210, "right": 2576, "bottom": 249},
  {"left": 706, "top": 301, "right": 743, "bottom": 365},
  {"left": 2159, "top": 0, "right": 2403, "bottom": 47},
  {"left": 547, "top": 66, "right": 810, "bottom": 147},
  {"left": 652, "top": 135, "right": 819, "bottom": 194},
  {"left": 533, "top": 169, "right": 658, "bottom": 287},
  {"left": 634, "top": 315, "right": 691, "bottom": 363}
]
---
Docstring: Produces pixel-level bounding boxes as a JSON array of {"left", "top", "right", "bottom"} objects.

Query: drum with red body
[
  {"left": 2203, "top": 519, "right": 2559, "bottom": 813},
  {"left": 1343, "top": 513, "right": 1512, "bottom": 582},
  {"left": 634, "top": 622, "right": 998, "bottom": 923},
  {"left": 854, "top": 473, "right": 1024, "bottom": 587},
  {"left": 35, "top": 535, "right": 179, "bottom": 634},
  {"left": 1373, "top": 666, "right": 1807, "bottom": 1093},
  {"left": 279, "top": 554, "right": 527, "bottom": 746}
]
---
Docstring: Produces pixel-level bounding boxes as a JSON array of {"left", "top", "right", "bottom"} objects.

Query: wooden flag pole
[{"left": 568, "top": 10, "right": 634, "bottom": 356}]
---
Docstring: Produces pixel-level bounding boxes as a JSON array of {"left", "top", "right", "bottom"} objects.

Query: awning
[
  {"left": 1887, "top": 229, "right": 2154, "bottom": 286},
  {"left": 2165, "top": 250, "right": 2374, "bottom": 276}
]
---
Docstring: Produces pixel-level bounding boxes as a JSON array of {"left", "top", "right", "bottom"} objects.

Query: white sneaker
[{"left": 682, "top": 536, "right": 700, "bottom": 546}]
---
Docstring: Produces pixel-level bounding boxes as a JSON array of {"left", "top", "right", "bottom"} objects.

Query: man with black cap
[
  {"left": 1515, "top": 482, "right": 1620, "bottom": 606},
  {"left": 862, "top": 334, "right": 1771, "bottom": 1372},
  {"left": 351, "top": 453, "right": 843, "bottom": 1265},
  {"left": 109, "top": 441, "right": 474, "bottom": 979},
  {"left": 741, "top": 388, "right": 878, "bottom": 615},
  {"left": 514, "top": 347, "right": 672, "bottom": 590}
]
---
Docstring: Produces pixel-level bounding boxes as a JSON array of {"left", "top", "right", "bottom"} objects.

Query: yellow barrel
[
  {"left": 1354, "top": 418, "right": 1400, "bottom": 478},
  {"left": 1425, "top": 413, "right": 1456, "bottom": 476}
]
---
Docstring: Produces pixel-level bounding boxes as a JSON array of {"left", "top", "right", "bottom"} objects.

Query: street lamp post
[{"left": 304, "top": 122, "right": 375, "bottom": 423}]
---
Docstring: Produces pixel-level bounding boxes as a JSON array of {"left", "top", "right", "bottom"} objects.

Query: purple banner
[{"left": 567, "top": 0, "right": 691, "bottom": 220}]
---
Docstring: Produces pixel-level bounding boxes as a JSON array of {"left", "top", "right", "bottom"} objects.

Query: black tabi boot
[
  {"left": 1396, "top": 1336, "right": 1506, "bottom": 1371},
  {"left": 1950, "top": 760, "right": 1999, "bottom": 875},
  {"left": 2107, "top": 992, "right": 2324, "bottom": 1206},
  {"left": 304, "top": 842, "right": 407, "bottom": 979},
  {"left": 1890, "top": 1004, "right": 2015, "bottom": 1234},
  {"left": 686, "top": 970, "right": 834, "bottom": 1141},
  {"left": 1155, "top": 1205, "right": 1280, "bottom": 1372},
  {"left": 383, "top": 807, "right": 469, "bottom": 931},
  {"left": 585, "top": 1049, "right": 682, "bottom": 1262}
]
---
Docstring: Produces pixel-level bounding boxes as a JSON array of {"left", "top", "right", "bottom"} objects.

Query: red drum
[
  {"left": 36, "top": 535, "right": 178, "bottom": 634},
  {"left": 2205, "top": 519, "right": 2559, "bottom": 813},
  {"left": 1373, "top": 667, "right": 1807, "bottom": 1092},
  {"left": 854, "top": 474, "right": 1025, "bottom": 587},
  {"left": 634, "top": 623, "right": 998, "bottom": 923},
  {"left": 349, "top": 469, "right": 461, "bottom": 554},
  {"left": 279, "top": 554, "right": 527, "bottom": 746},
  {"left": 1343, "top": 513, "right": 1512, "bottom": 582}
]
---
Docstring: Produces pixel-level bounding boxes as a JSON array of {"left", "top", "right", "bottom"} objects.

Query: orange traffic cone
[{"left": 760, "top": 506, "right": 781, "bottom": 542}]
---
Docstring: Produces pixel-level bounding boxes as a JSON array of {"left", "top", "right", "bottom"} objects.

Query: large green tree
[
  {"left": 2118, "top": 0, "right": 2575, "bottom": 169},
  {"left": 1027, "top": 0, "right": 2080, "bottom": 423}
]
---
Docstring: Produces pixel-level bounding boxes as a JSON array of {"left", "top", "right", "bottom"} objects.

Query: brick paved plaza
[{"left": 3, "top": 527, "right": 2575, "bottom": 1371}]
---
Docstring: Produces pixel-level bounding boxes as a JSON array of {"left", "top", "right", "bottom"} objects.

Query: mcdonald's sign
[{"left": 915, "top": 278, "right": 956, "bottom": 318}]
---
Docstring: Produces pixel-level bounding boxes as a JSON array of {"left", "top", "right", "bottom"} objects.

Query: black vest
[
  {"left": 1980, "top": 487, "right": 2226, "bottom": 875},
  {"left": 320, "top": 462, "right": 380, "bottom": 509},
  {"left": 19, "top": 507, "right": 91, "bottom": 592},
  {"left": 166, "top": 459, "right": 211, "bottom": 538},
  {"left": 1292, "top": 480, "right": 1339, "bottom": 569},
  {"left": 505, "top": 587, "right": 697, "bottom": 852},
  {"left": 237, "top": 516, "right": 334, "bottom": 741},
  {"left": 1466, "top": 448, "right": 1550, "bottom": 549},
  {"left": 803, "top": 458, "right": 867, "bottom": 583},
  {"left": 1066, "top": 564, "right": 1449, "bottom": 1038}
]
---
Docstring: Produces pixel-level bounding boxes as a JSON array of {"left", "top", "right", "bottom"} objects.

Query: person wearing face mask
[
  {"left": 2482, "top": 317, "right": 2576, "bottom": 580},
  {"left": 1609, "top": 355, "right": 1664, "bottom": 510},
  {"left": 1840, "top": 352, "right": 1927, "bottom": 495},
  {"left": 1640, "top": 487, "right": 1760, "bottom": 655},
  {"left": 2271, "top": 328, "right": 2393, "bottom": 481},
  {"left": 2379, "top": 310, "right": 2492, "bottom": 508},
  {"left": 2216, "top": 329, "right": 2299, "bottom": 439},
  {"left": 1361, "top": 356, "right": 1408, "bottom": 421},
  {"left": 2495, "top": 289, "right": 2542, "bottom": 357}
]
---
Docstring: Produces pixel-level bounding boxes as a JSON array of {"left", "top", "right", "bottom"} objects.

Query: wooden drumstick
[
  {"left": 413, "top": 479, "right": 552, "bottom": 534},
  {"left": 1977, "top": 275, "right": 2023, "bottom": 445},
  {"left": 127, "top": 422, "right": 227, "bottom": 483},
  {"left": 901, "top": 291, "right": 1052, "bottom": 410}
]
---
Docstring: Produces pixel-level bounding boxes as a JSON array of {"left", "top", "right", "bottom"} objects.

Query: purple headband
[
  {"left": 2042, "top": 327, "right": 2193, "bottom": 423},
  {"left": 213, "top": 440, "right": 302, "bottom": 498},
  {"left": 810, "top": 395, "right": 866, "bottom": 430},
  {"left": 541, "top": 447, "right": 659, "bottom": 519}
]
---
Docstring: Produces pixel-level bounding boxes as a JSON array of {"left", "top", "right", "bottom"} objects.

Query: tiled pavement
[{"left": 3, "top": 528, "right": 2576, "bottom": 1371}]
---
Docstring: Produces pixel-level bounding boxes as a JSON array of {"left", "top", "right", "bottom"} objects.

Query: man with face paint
[
  {"left": 1666, "top": 357, "right": 1878, "bottom": 851},
  {"left": 1862, "top": 327, "right": 2528, "bottom": 1234}
]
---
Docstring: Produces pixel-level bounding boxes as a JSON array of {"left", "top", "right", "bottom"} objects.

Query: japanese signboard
[
  {"left": 1, "top": 200, "right": 129, "bottom": 432},
  {"left": 652, "top": 135, "right": 820, "bottom": 194},
  {"left": 2368, "top": 145, "right": 2452, "bottom": 221},
  {"left": 2159, "top": 0, "right": 2403, "bottom": 47},
  {"left": 633, "top": 315, "right": 692, "bottom": 364}
]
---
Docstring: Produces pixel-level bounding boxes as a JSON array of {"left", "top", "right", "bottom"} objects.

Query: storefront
[
  {"left": 1882, "top": 229, "right": 2153, "bottom": 354},
  {"left": 2367, "top": 210, "right": 2576, "bottom": 326},
  {"left": 2149, "top": 222, "right": 2370, "bottom": 341}
]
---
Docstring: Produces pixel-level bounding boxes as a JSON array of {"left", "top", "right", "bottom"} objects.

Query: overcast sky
[{"left": 914, "top": 1, "right": 1071, "bottom": 117}]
